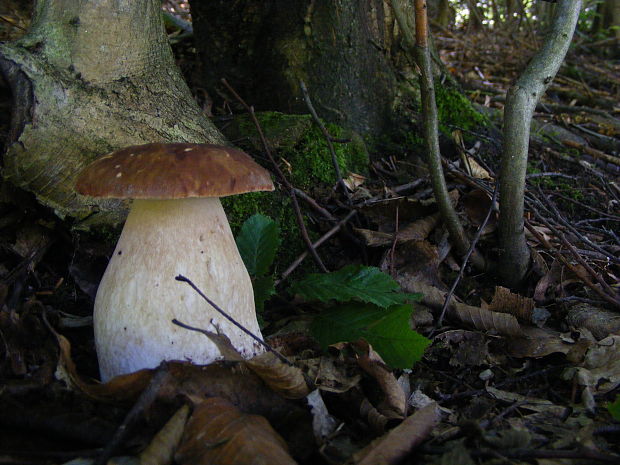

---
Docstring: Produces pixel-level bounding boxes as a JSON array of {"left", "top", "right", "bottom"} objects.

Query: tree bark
[
  {"left": 0, "top": 0, "right": 224, "bottom": 222},
  {"left": 189, "top": 0, "right": 409, "bottom": 137}
]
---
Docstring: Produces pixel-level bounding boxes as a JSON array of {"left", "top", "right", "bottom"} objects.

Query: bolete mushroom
[{"left": 76, "top": 143, "right": 274, "bottom": 381}]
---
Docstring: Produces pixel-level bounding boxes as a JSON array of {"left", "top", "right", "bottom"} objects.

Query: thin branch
[
  {"left": 434, "top": 184, "right": 499, "bottom": 330},
  {"left": 174, "top": 275, "right": 293, "bottom": 365},
  {"left": 523, "top": 220, "right": 620, "bottom": 309},
  {"left": 221, "top": 79, "right": 327, "bottom": 272},
  {"left": 391, "top": 0, "right": 480, "bottom": 266},
  {"left": 299, "top": 80, "right": 351, "bottom": 200},
  {"left": 277, "top": 210, "right": 357, "bottom": 285},
  {"left": 94, "top": 368, "right": 171, "bottom": 465}
]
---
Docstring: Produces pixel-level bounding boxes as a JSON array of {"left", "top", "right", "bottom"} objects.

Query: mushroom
[{"left": 76, "top": 143, "right": 274, "bottom": 381}]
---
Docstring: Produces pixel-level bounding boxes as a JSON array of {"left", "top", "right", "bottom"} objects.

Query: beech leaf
[
  {"left": 292, "top": 265, "right": 420, "bottom": 308},
  {"left": 236, "top": 214, "right": 280, "bottom": 277},
  {"left": 311, "top": 303, "right": 430, "bottom": 369}
]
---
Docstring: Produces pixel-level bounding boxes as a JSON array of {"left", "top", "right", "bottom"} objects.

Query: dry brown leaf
[
  {"left": 348, "top": 403, "right": 440, "bottom": 465},
  {"left": 382, "top": 241, "right": 443, "bottom": 289},
  {"left": 343, "top": 172, "right": 366, "bottom": 190},
  {"left": 52, "top": 325, "right": 310, "bottom": 426},
  {"left": 245, "top": 352, "right": 310, "bottom": 399},
  {"left": 464, "top": 156, "right": 491, "bottom": 180},
  {"left": 566, "top": 303, "right": 620, "bottom": 340},
  {"left": 360, "top": 198, "right": 436, "bottom": 226},
  {"left": 486, "top": 387, "right": 569, "bottom": 417},
  {"left": 488, "top": 286, "right": 535, "bottom": 323},
  {"left": 462, "top": 190, "right": 497, "bottom": 233},
  {"left": 563, "top": 335, "right": 620, "bottom": 412},
  {"left": 354, "top": 213, "right": 440, "bottom": 247},
  {"left": 353, "top": 340, "right": 406, "bottom": 419},
  {"left": 175, "top": 397, "right": 297, "bottom": 465},
  {"left": 505, "top": 326, "right": 592, "bottom": 359},
  {"left": 435, "top": 330, "right": 490, "bottom": 367},
  {"left": 398, "top": 281, "right": 524, "bottom": 337},
  {"left": 48, "top": 320, "right": 153, "bottom": 403},
  {"left": 453, "top": 304, "right": 524, "bottom": 337},
  {"left": 139, "top": 404, "right": 190, "bottom": 465}
]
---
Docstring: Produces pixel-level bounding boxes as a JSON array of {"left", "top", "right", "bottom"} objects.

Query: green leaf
[
  {"left": 291, "top": 265, "right": 421, "bottom": 308},
  {"left": 236, "top": 214, "right": 280, "bottom": 277},
  {"left": 311, "top": 303, "right": 431, "bottom": 369},
  {"left": 253, "top": 275, "right": 275, "bottom": 312},
  {"left": 608, "top": 395, "right": 620, "bottom": 421}
]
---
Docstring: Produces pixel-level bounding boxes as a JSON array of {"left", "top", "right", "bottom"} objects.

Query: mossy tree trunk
[
  {"left": 0, "top": 0, "right": 224, "bottom": 221},
  {"left": 189, "top": 0, "right": 422, "bottom": 137}
]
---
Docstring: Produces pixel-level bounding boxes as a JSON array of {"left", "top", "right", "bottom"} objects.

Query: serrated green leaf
[
  {"left": 608, "top": 395, "right": 620, "bottom": 421},
  {"left": 236, "top": 214, "right": 280, "bottom": 276},
  {"left": 291, "top": 265, "right": 421, "bottom": 308},
  {"left": 253, "top": 275, "right": 275, "bottom": 312},
  {"left": 311, "top": 303, "right": 431, "bottom": 369}
]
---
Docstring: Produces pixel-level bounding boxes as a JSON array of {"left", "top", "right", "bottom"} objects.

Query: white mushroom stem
[{"left": 94, "top": 197, "right": 263, "bottom": 381}]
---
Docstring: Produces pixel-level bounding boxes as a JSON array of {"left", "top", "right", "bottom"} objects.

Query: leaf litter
[{"left": 1, "top": 12, "right": 620, "bottom": 465}]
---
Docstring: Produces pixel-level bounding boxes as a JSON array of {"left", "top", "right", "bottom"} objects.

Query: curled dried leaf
[
  {"left": 175, "top": 397, "right": 297, "bottom": 465},
  {"left": 245, "top": 352, "right": 310, "bottom": 399},
  {"left": 349, "top": 403, "right": 440, "bottom": 465},
  {"left": 139, "top": 404, "right": 191, "bottom": 465},
  {"left": 488, "top": 286, "right": 535, "bottom": 323},
  {"left": 353, "top": 340, "right": 406, "bottom": 419}
]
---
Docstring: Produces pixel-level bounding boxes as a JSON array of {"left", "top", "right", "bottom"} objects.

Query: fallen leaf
[
  {"left": 355, "top": 213, "right": 440, "bottom": 247},
  {"left": 353, "top": 339, "right": 406, "bottom": 419},
  {"left": 175, "top": 397, "right": 297, "bottom": 465},
  {"left": 566, "top": 303, "right": 620, "bottom": 340},
  {"left": 139, "top": 404, "right": 190, "bottom": 465},
  {"left": 486, "top": 387, "right": 569, "bottom": 417},
  {"left": 488, "top": 286, "right": 536, "bottom": 323},
  {"left": 348, "top": 403, "right": 440, "bottom": 465},
  {"left": 306, "top": 389, "right": 338, "bottom": 443},
  {"left": 245, "top": 352, "right": 310, "bottom": 399}
]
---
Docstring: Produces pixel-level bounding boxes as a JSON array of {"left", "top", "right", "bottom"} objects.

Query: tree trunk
[
  {"left": 0, "top": 0, "right": 224, "bottom": 222},
  {"left": 436, "top": 0, "right": 453, "bottom": 27},
  {"left": 613, "top": 0, "right": 620, "bottom": 40},
  {"left": 465, "top": 0, "right": 484, "bottom": 31},
  {"left": 591, "top": 0, "right": 612, "bottom": 35},
  {"left": 189, "top": 0, "right": 411, "bottom": 137}
]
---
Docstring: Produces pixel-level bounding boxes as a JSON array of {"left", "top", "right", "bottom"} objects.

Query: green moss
[
  {"left": 527, "top": 160, "right": 584, "bottom": 201},
  {"left": 220, "top": 111, "right": 369, "bottom": 272},
  {"left": 224, "top": 111, "right": 368, "bottom": 192},
  {"left": 434, "top": 84, "right": 487, "bottom": 133},
  {"left": 289, "top": 122, "right": 368, "bottom": 191}
]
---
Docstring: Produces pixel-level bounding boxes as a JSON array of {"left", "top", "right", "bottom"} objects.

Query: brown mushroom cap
[{"left": 76, "top": 143, "right": 274, "bottom": 199}]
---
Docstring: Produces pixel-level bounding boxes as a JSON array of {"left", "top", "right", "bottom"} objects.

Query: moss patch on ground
[
  {"left": 219, "top": 111, "right": 369, "bottom": 272},
  {"left": 435, "top": 84, "right": 488, "bottom": 134}
]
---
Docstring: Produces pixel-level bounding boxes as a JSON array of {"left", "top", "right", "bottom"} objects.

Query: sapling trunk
[
  {"left": 392, "top": 0, "right": 485, "bottom": 269},
  {"left": 498, "top": 0, "right": 581, "bottom": 287}
]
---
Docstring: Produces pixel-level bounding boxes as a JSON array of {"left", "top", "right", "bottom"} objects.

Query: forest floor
[{"left": 0, "top": 7, "right": 619, "bottom": 465}]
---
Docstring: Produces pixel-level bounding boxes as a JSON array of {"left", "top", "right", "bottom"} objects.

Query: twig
[
  {"left": 222, "top": 79, "right": 327, "bottom": 272},
  {"left": 389, "top": 205, "right": 399, "bottom": 277},
  {"left": 0, "top": 15, "right": 26, "bottom": 31},
  {"left": 526, "top": 172, "right": 576, "bottom": 180},
  {"left": 299, "top": 80, "right": 351, "bottom": 200},
  {"left": 94, "top": 367, "right": 170, "bottom": 465},
  {"left": 292, "top": 188, "right": 337, "bottom": 221},
  {"left": 392, "top": 0, "right": 474, "bottom": 261},
  {"left": 174, "top": 275, "right": 292, "bottom": 365},
  {"left": 434, "top": 184, "right": 499, "bottom": 330},
  {"left": 529, "top": 190, "right": 620, "bottom": 264},
  {"left": 524, "top": 219, "right": 620, "bottom": 309},
  {"left": 277, "top": 210, "right": 357, "bottom": 285}
]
